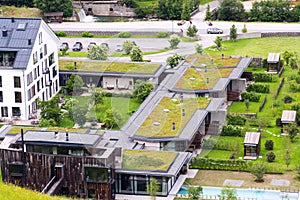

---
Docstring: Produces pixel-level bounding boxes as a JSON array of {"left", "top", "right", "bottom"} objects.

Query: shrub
[
  {"left": 227, "top": 114, "right": 246, "bottom": 125},
  {"left": 123, "top": 40, "right": 134, "bottom": 54},
  {"left": 81, "top": 31, "right": 94, "bottom": 38},
  {"left": 266, "top": 152, "right": 276, "bottom": 162},
  {"left": 246, "top": 83, "right": 269, "bottom": 93},
  {"left": 253, "top": 73, "right": 273, "bottom": 82},
  {"left": 167, "top": 54, "right": 184, "bottom": 68},
  {"left": 262, "top": 59, "right": 268, "bottom": 68},
  {"left": 157, "top": 32, "right": 168, "bottom": 38},
  {"left": 276, "top": 118, "right": 282, "bottom": 127},
  {"left": 130, "top": 46, "right": 143, "bottom": 62},
  {"left": 283, "top": 95, "right": 293, "bottom": 103},
  {"left": 289, "top": 80, "right": 300, "bottom": 92},
  {"left": 118, "top": 31, "right": 131, "bottom": 38},
  {"left": 87, "top": 45, "right": 108, "bottom": 60},
  {"left": 242, "top": 24, "right": 247, "bottom": 33},
  {"left": 195, "top": 44, "right": 204, "bottom": 54},
  {"left": 202, "top": 138, "right": 217, "bottom": 149},
  {"left": 55, "top": 31, "right": 66, "bottom": 37},
  {"left": 168, "top": 34, "right": 181, "bottom": 49},
  {"left": 264, "top": 140, "right": 274, "bottom": 150},
  {"left": 221, "top": 125, "right": 242, "bottom": 136},
  {"left": 241, "top": 92, "right": 261, "bottom": 102}
]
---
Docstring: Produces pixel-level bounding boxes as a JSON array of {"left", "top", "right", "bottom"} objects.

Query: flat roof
[
  {"left": 281, "top": 110, "right": 296, "bottom": 123},
  {"left": 244, "top": 132, "right": 260, "bottom": 144},
  {"left": 267, "top": 53, "right": 280, "bottom": 63}
]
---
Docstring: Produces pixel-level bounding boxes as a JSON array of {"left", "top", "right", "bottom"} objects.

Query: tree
[
  {"left": 250, "top": 162, "right": 266, "bottom": 182},
  {"left": 218, "top": 187, "right": 237, "bottom": 200},
  {"left": 187, "top": 186, "right": 203, "bottom": 200},
  {"left": 181, "top": 0, "right": 191, "bottom": 20},
  {"left": 157, "top": 0, "right": 182, "bottom": 20},
  {"left": 218, "top": 0, "right": 245, "bottom": 21},
  {"left": 284, "top": 122, "right": 298, "bottom": 142},
  {"left": 132, "top": 80, "right": 154, "bottom": 102},
  {"left": 123, "top": 40, "right": 134, "bottom": 54},
  {"left": 282, "top": 50, "right": 294, "bottom": 66},
  {"left": 264, "top": 140, "right": 274, "bottom": 150},
  {"left": 72, "top": 105, "right": 88, "bottom": 127},
  {"left": 147, "top": 177, "right": 159, "bottom": 200},
  {"left": 205, "top": 4, "right": 212, "bottom": 20},
  {"left": 87, "top": 45, "right": 108, "bottom": 60},
  {"left": 168, "top": 34, "right": 181, "bottom": 49},
  {"left": 214, "top": 36, "right": 222, "bottom": 50},
  {"left": 33, "top": 0, "right": 73, "bottom": 17},
  {"left": 38, "top": 97, "right": 62, "bottom": 126},
  {"left": 65, "top": 74, "right": 84, "bottom": 95},
  {"left": 245, "top": 99, "right": 249, "bottom": 112},
  {"left": 167, "top": 54, "right": 184, "bottom": 68},
  {"left": 187, "top": 25, "right": 198, "bottom": 38},
  {"left": 195, "top": 44, "right": 204, "bottom": 54},
  {"left": 229, "top": 24, "right": 237, "bottom": 42},
  {"left": 130, "top": 46, "right": 143, "bottom": 62},
  {"left": 92, "top": 90, "right": 104, "bottom": 110},
  {"left": 285, "top": 150, "right": 291, "bottom": 169},
  {"left": 103, "top": 109, "right": 121, "bottom": 129},
  {"left": 39, "top": 118, "right": 57, "bottom": 127}
]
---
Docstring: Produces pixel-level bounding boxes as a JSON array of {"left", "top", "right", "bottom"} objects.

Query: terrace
[
  {"left": 122, "top": 149, "right": 178, "bottom": 171},
  {"left": 59, "top": 60, "right": 161, "bottom": 74},
  {"left": 134, "top": 97, "right": 211, "bottom": 138}
]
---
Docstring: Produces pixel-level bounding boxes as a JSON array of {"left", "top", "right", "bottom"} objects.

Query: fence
[
  {"left": 259, "top": 96, "right": 267, "bottom": 112},
  {"left": 274, "top": 78, "right": 284, "bottom": 99}
]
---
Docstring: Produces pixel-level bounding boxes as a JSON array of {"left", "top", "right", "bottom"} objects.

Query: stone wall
[{"left": 261, "top": 32, "right": 300, "bottom": 37}]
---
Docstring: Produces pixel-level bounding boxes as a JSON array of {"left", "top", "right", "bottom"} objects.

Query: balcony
[
  {"left": 43, "top": 68, "right": 50, "bottom": 74},
  {"left": 46, "top": 80, "right": 52, "bottom": 87}
]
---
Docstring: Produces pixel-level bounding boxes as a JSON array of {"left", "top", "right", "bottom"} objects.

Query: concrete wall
[
  {"left": 231, "top": 79, "right": 246, "bottom": 92},
  {"left": 222, "top": 32, "right": 261, "bottom": 41}
]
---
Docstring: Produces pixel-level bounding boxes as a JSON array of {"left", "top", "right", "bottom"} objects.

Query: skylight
[{"left": 17, "top": 23, "right": 27, "bottom": 31}]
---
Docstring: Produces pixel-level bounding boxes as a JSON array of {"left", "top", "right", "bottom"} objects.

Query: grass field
[{"left": 0, "top": 6, "right": 41, "bottom": 18}]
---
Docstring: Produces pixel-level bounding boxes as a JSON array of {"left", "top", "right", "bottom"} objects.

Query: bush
[
  {"left": 118, "top": 31, "right": 131, "bottom": 38},
  {"left": 264, "top": 140, "right": 274, "bottom": 150},
  {"left": 246, "top": 83, "right": 269, "bottom": 93},
  {"left": 202, "top": 138, "right": 217, "bottom": 149},
  {"left": 87, "top": 45, "right": 108, "bottom": 60},
  {"left": 168, "top": 34, "right": 181, "bottom": 49},
  {"left": 253, "top": 73, "right": 273, "bottom": 82},
  {"left": 241, "top": 92, "right": 261, "bottom": 102},
  {"left": 195, "top": 44, "right": 204, "bottom": 54},
  {"left": 157, "top": 32, "right": 168, "bottom": 38},
  {"left": 276, "top": 118, "right": 282, "bottom": 127},
  {"left": 242, "top": 24, "right": 247, "bottom": 33},
  {"left": 167, "top": 54, "right": 184, "bottom": 68},
  {"left": 227, "top": 114, "right": 246, "bottom": 125},
  {"left": 283, "top": 95, "right": 293, "bottom": 103},
  {"left": 221, "top": 125, "right": 242, "bottom": 136},
  {"left": 55, "top": 31, "right": 66, "bottom": 37},
  {"left": 266, "top": 152, "right": 276, "bottom": 162},
  {"left": 81, "top": 31, "right": 94, "bottom": 38},
  {"left": 289, "top": 80, "right": 300, "bottom": 92},
  {"left": 123, "top": 40, "right": 134, "bottom": 54}
]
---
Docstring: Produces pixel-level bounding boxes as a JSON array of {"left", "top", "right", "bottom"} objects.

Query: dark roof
[{"left": 0, "top": 17, "right": 42, "bottom": 69}]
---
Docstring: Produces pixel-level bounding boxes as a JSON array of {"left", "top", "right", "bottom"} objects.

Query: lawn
[
  {"left": 174, "top": 67, "right": 233, "bottom": 90},
  {"left": 186, "top": 53, "right": 241, "bottom": 67},
  {"left": 59, "top": 60, "right": 161, "bottom": 74},
  {"left": 135, "top": 0, "right": 159, "bottom": 7},
  {"left": 135, "top": 97, "right": 211, "bottom": 138},
  {"left": 0, "top": 6, "right": 41, "bottom": 18},
  {"left": 122, "top": 150, "right": 178, "bottom": 171}
]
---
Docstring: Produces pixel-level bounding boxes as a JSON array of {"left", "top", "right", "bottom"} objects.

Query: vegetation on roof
[
  {"left": 122, "top": 150, "right": 178, "bottom": 171},
  {"left": 0, "top": 6, "right": 41, "bottom": 18},
  {"left": 185, "top": 53, "right": 240, "bottom": 67},
  {"left": 135, "top": 97, "right": 211, "bottom": 138},
  {"left": 174, "top": 67, "right": 233, "bottom": 90},
  {"left": 46, "top": 127, "right": 88, "bottom": 133},
  {"left": 59, "top": 60, "right": 161, "bottom": 74},
  {"left": 7, "top": 127, "right": 41, "bottom": 135}
]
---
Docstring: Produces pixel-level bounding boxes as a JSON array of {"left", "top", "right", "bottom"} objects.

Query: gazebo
[
  {"left": 267, "top": 53, "right": 281, "bottom": 73},
  {"left": 244, "top": 132, "right": 261, "bottom": 160}
]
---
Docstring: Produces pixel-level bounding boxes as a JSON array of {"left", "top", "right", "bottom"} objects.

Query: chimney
[
  {"left": 28, "top": 39, "right": 31, "bottom": 45},
  {"left": 11, "top": 17, "right": 15, "bottom": 23},
  {"left": 54, "top": 131, "right": 58, "bottom": 139},
  {"left": 66, "top": 132, "right": 69, "bottom": 141},
  {"left": 206, "top": 78, "right": 209, "bottom": 84},
  {"left": 172, "top": 122, "right": 176, "bottom": 130},
  {"left": 2, "top": 27, "right": 7, "bottom": 37}
]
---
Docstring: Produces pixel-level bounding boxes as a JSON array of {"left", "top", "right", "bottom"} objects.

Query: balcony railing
[{"left": 43, "top": 68, "right": 50, "bottom": 74}]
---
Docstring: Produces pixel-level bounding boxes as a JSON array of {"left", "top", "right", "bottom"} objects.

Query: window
[
  {"left": 38, "top": 32, "right": 43, "bottom": 44},
  {"left": 0, "top": 91, "right": 2, "bottom": 102},
  {"left": 0, "top": 51, "right": 16, "bottom": 67},
  {"left": 12, "top": 107, "right": 21, "bottom": 116},
  {"left": 49, "top": 53, "right": 55, "bottom": 66},
  {"left": 37, "top": 80, "right": 40, "bottom": 92},
  {"left": 85, "top": 167, "right": 109, "bottom": 183},
  {"left": 40, "top": 47, "right": 43, "bottom": 59},
  {"left": 44, "top": 44, "right": 47, "bottom": 56},
  {"left": 37, "top": 65, "right": 40, "bottom": 76},
  {"left": 9, "top": 163, "right": 23, "bottom": 177},
  {"left": 0, "top": 76, "right": 2, "bottom": 87},
  {"left": 14, "top": 76, "right": 21, "bottom": 88},
  {"left": 27, "top": 85, "right": 36, "bottom": 101},
  {"left": 52, "top": 66, "right": 57, "bottom": 78},
  {"left": 15, "top": 92, "right": 22, "bottom": 103},
  {"left": 33, "top": 51, "right": 38, "bottom": 64},
  {"left": 26, "top": 72, "right": 33, "bottom": 86},
  {"left": 1, "top": 107, "right": 8, "bottom": 117},
  {"left": 34, "top": 68, "right": 37, "bottom": 80}
]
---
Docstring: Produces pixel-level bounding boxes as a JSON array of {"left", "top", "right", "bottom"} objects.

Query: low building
[
  {"left": 267, "top": 53, "right": 281, "bottom": 73},
  {"left": 244, "top": 132, "right": 261, "bottom": 159}
]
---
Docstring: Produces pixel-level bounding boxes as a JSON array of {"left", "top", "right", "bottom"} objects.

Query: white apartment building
[{"left": 0, "top": 17, "right": 60, "bottom": 120}]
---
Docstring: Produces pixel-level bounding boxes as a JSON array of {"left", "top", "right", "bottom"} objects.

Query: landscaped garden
[{"left": 135, "top": 97, "right": 211, "bottom": 138}]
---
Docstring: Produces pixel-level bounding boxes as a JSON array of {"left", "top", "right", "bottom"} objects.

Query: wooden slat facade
[{"left": 0, "top": 149, "right": 115, "bottom": 199}]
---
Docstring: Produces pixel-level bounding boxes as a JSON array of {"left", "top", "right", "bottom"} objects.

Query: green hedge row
[
  {"left": 227, "top": 114, "right": 247, "bottom": 125},
  {"left": 253, "top": 73, "right": 273, "bottom": 82},
  {"left": 246, "top": 83, "right": 270, "bottom": 93},
  {"left": 221, "top": 125, "right": 242, "bottom": 136},
  {"left": 190, "top": 158, "right": 250, "bottom": 171},
  {"left": 241, "top": 92, "right": 261, "bottom": 102}
]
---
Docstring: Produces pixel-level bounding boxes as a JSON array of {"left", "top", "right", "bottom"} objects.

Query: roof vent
[
  {"left": 66, "top": 132, "right": 69, "bottom": 141},
  {"left": 54, "top": 131, "right": 58, "bottom": 139},
  {"left": 28, "top": 39, "right": 31, "bottom": 45},
  {"left": 11, "top": 17, "right": 15, "bottom": 23},
  {"left": 2, "top": 27, "right": 7, "bottom": 37},
  {"left": 172, "top": 122, "right": 176, "bottom": 130}
]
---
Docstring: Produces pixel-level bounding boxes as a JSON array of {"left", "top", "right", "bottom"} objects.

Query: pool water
[{"left": 178, "top": 186, "right": 299, "bottom": 200}]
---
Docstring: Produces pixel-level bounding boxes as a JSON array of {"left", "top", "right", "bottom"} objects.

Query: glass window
[
  {"left": 15, "top": 92, "right": 22, "bottom": 103},
  {"left": 44, "top": 44, "right": 47, "bottom": 55},
  {"left": 33, "top": 51, "right": 38, "bottom": 64},
  {"left": 34, "top": 68, "right": 37, "bottom": 80},
  {"left": 120, "top": 174, "right": 133, "bottom": 194},
  {"left": 0, "top": 76, "right": 2, "bottom": 87},
  {"left": 135, "top": 176, "right": 148, "bottom": 195},
  {"left": 1, "top": 107, "right": 8, "bottom": 117},
  {"left": 49, "top": 53, "right": 55, "bottom": 66},
  {"left": 0, "top": 91, "right": 2, "bottom": 102},
  {"left": 12, "top": 107, "right": 21, "bottom": 116},
  {"left": 40, "top": 47, "right": 43, "bottom": 59},
  {"left": 14, "top": 76, "right": 21, "bottom": 88},
  {"left": 85, "top": 167, "right": 109, "bottom": 183},
  {"left": 27, "top": 72, "right": 33, "bottom": 86},
  {"left": 9, "top": 164, "right": 23, "bottom": 177}
]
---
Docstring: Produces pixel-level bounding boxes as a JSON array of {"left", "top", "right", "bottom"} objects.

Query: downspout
[
  {"left": 21, "top": 129, "right": 26, "bottom": 187},
  {"left": 22, "top": 70, "right": 28, "bottom": 119}
]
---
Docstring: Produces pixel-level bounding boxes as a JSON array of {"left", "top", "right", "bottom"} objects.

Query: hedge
[
  {"left": 118, "top": 31, "right": 131, "bottom": 38},
  {"left": 246, "top": 83, "right": 269, "bottom": 93},
  {"left": 221, "top": 125, "right": 242, "bottom": 136},
  {"left": 227, "top": 114, "right": 247, "bottom": 125},
  {"left": 253, "top": 73, "right": 273, "bottom": 82},
  {"left": 241, "top": 92, "right": 261, "bottom": 102}
]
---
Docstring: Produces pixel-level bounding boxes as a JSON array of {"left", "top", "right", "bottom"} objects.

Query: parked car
[
  {"left": 101, "top": 43, "right": 109, "bottom": 49},
  {"left": 115, "top": 44, "right": 123, "bottom": 52},
  {"left": 72, "top": 42, "right": 83, "bottom": 51},
  {"left": 59, "top": 42, "right": 69, "bottom": 51},
  {"left": 207, "top": 27, "right": 223, "bottom": 34},
  {"left": 87, "top": 42, "right": 97, "bottom": 50}
]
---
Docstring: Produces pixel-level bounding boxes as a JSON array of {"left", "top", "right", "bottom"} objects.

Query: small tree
[
  {"left": 285, "top": 150, "right": 291, "bottom": 169},
  {"left": 205, "top": 4, "right": 212, "bottom": 20},
  {"left": 123, "top": 40, "right": 134, "bottom": 54},
  {"left": 284, "top": 122, "right": 298, "bottom": 142},
  {"left": 168, "top": 34, "right": 181, "bottom": 49},
  {"left": 65, "top": 74, "right": 84, "bottom": 95},
  {"left": 266, "top": 152, "right": 276, "bottom": 162},
  {"left": 214, "top": 36, "right": 222, "bottom": 50},
  {"left": 195, "top": 44, "right": 204, "bottom": 54},
  {"left": 87, "top": 45, "right": 108, "bottom": 60},
  {"left": 132, "top": 80, "right": 154, "bottom": 102},
  {"left": 92, "top": 90, "right": 104, "bottom": 111},
  {"left": 130, "top": 46, "right": 143, "bottom": 62},
  {"left": 250, "top": 162, "right": 266, "bottom": 182},
  {"left": 167, "top": 54, "right": 184, "bottom": 68},
  {"left": 230, "top": 24, "right": 237, "bottom": 42},
  {"left": 242, "top": 24, "right": 247, "bottom": 33},
  {"left": 39, "top": 118, "right": 57, "bottom": 127},
  {"left": 72, "top": 105, "right": 88, "bottom": 127},
  {"left": 187, "top": 25, "right": 198, "bottom": 38},
  {"left": 147, "top": 177, "right": 159, "bottom": 200},
  {"left": 245, "top": 99, "right": 249, "bottom": 112},
  {"left": 218, "top": 187, "right": 237, "bottom": 200},
  {"left": 103, "top": 109, "right": 121, "bottom": 129},
  {"left": 187, "top": 186, "right": 203, "bottom": 200},
  {"left": 295, "top": 164, "right": 300, "bottom": 180},
  {"left": 264, "top": 140, "right": 274, "bottom": 150}
]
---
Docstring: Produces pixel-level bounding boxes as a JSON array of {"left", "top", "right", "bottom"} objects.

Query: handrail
[{"left": 41, "top": 176, "right": 56, "bottom": 194}]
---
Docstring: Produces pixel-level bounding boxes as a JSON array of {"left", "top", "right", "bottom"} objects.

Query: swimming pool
[{"left": 178, "top": 186, "right": 299, "bottom": 200}]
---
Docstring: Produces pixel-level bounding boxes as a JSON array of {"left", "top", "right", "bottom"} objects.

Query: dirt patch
[{"left": 188, "top": 170, "right": 300, "bottom": 191}]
